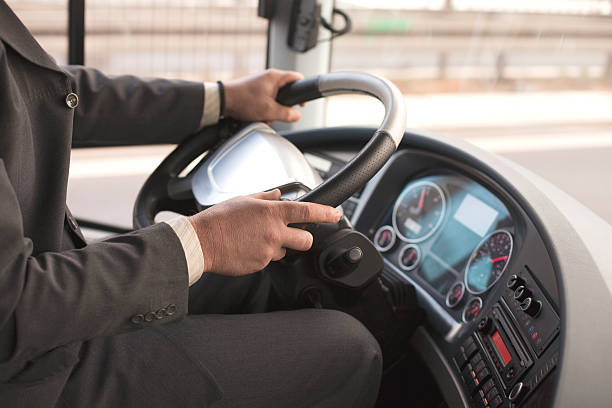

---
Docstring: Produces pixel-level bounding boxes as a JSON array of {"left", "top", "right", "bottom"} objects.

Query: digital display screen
[
  {"left": 491, "top": 330, "right": 512, "bottom": 366},
  {"left": 453, "top": 194, "right": 499, "bottom": 237},
  {"left": 417, "top": 256, "right": 455, "bottom": 295}
]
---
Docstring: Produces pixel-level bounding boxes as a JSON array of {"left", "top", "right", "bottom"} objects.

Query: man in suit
[{"left": 0, "top": 1, "right": 382, "bottom": 407}]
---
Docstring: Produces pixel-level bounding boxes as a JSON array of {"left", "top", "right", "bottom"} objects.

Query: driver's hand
[
  {"left": 224, "top": 69, "right": 304, "bottom": 123},
  {"left": 188, "top": 189, "right": 341, "bottom": 277}
]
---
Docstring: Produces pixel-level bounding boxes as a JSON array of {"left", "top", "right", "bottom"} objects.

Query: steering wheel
[{"left": 133, "top": 72, "right": 406, "bottom": 231}]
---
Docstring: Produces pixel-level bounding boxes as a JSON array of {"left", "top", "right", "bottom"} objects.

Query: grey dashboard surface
[{"left": 286, "top": 126, "right": 612, "bottom": 407}]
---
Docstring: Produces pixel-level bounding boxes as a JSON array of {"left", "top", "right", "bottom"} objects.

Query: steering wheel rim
[{"left": 133, "top": 72, "right": 406, "bottom": 229}]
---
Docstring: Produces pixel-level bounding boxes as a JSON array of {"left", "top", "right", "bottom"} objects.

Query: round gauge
[
  {"left": 465, "top": 230, "right": 513, "bottom": 294},
  {"left": 392, "top": 180, "right": 446, "bottom": 243},
  {"left": 373, "top": 225, "right": 396, "bottom": 252},
  {"left": 462, "top": 297, "right": 483, "bottom": 323},
  {"left": 446, "top": 282, "right": 465, "bottom": 308},
  {"left": 398, "top": 244, "right": 421, "bottom": 271}
]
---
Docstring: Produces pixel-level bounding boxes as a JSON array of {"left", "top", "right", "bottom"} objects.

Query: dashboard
[{"left": 303, "top": 142, "right": 562, "bottom": 408}]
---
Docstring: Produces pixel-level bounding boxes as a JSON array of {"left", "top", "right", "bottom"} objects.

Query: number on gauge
[
  {"left": 465, "top": 230, "right": 513, "bottom": 294},
  {"left": 392, "top": 180, "right": 446, "bottom": 242}
]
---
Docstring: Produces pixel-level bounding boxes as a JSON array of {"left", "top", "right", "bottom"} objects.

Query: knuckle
[
  {"left": 299, "top": 204, "right": 312, "bottom": 220},
  {"left": 263, "top": 229, "right": 278, "bottom": 244}
]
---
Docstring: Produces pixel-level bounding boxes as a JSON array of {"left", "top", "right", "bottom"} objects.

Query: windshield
[{"left": 7, "top": 0, "right": 611, "bottom": 231}]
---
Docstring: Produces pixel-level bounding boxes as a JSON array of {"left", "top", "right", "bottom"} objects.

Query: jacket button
[
  {"left": 144, "top": 312, "right": 156, "bottom": 322},
  {"left": 166, "top": 304, "right": 177, "bottom": 316},
  {"left": 155, "top": 309, "right": 165, "bottom": 319},
  {"left": 65, "top": 92, "right": 79, "bottom": 109},
  {"left": 131, "top": 314, "right": 144, "bottom": 324}
]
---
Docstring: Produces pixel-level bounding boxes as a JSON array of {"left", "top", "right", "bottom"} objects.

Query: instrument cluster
[{"left": 372, "top": 173, "right": 515, "bottom": 323}]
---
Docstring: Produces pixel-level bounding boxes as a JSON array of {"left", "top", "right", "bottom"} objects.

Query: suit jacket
[{"left": 0, "top": 2, "right": 205, "bottom": 405}]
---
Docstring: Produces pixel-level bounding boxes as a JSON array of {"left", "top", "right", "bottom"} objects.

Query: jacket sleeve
[
  {"left": 65, "top": 66, "right": 205, "bottom": 147},
  {"left": 0, "top": 161, "right": 189, "bottom": 364}
]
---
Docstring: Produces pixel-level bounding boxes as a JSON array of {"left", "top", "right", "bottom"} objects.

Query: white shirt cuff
[
  {"left": 199, "top": 82, "right": 220, "bottom": 129},
  {"left": 164, "top": 216, "right": 205, "bottom": 286}
]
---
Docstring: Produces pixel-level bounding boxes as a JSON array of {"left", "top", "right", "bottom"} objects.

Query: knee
[{"left": 316, "top": 309, "right": 382, "bottom": 375}]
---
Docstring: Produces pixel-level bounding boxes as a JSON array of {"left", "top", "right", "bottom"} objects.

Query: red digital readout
[{"left": 491, "top": 330, "right": 512, "bottom": 366}]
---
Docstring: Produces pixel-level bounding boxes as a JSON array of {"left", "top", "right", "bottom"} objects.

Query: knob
[
  {"left": 326, "top": 247, "right": 362, "bottom": 278},
  {"left": 520, "top": 297, "right": 542, "bottom": 317},
  {"left": 344, "top": 247, "right": 363, "bottom": 264},
  {"left": 513, "top": 285, "right": 531, "bottom": 302},
  {"left": 508, "top": 381, "right": 529, "bottom": 403},
  {"left": 478, "top": 317, "right": 492, "bottom": 333},
  {"left": 507, "top": 274, "right": 524, "bottom": 290}
]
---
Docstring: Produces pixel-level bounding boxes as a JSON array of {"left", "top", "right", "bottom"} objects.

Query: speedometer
[
  {"left": 392, "top": 180, "right": 446, "bottom": 242},
  {"left": 465, "top": 230, "right": 513, "bottom": 294}
]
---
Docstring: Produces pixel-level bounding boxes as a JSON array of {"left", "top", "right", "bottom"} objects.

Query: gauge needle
[
  {"left": 418, "top": 188, "right": 426, "bottom": 210},
  {"left": 489, "top": 256, "right": 509, "bottom": 263}
]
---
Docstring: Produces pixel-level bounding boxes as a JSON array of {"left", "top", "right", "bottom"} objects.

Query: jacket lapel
[{"left": 0, "top": 0, "right": 66, "bottom": 74}]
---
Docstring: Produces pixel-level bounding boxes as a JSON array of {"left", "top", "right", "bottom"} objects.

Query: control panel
[{"left": 453, "top": 267, "right": 560, "bottom": 407}]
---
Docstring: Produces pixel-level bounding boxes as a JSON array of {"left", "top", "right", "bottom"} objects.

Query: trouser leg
[
  {"left": 58, "top": 309, "right": 382, "bottom": 408},
  {"left": 187, "top": 269, "right": 276, "bottom": 314}
]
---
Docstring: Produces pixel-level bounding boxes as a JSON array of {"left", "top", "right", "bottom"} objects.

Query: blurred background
[{"left": 6, "top": 0, "right": 612, "bottom": 232}]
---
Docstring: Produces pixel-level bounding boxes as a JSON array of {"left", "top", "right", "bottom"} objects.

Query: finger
[
  {"left": 250, "top": 189, "right": 281, "bottom": 201},
  {"left": 276, "top": 70, "right": 304, "bottom": 89},
  {"left": 280, "top": 201, "right": 342, "bottom": 224},
  {"left": 277, "top": 106, "right": 301, "bottom": 122},
  {"left": 271, "top": 246, "right": 287, "bottom": 261},
  {"left": 282, "top": 228, "right": 314, "bottom": 252},
  {"left": 266, "top": 104, "right": 301, "bottom": 123}
]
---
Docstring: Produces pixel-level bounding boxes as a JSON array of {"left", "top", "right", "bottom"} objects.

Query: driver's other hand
[
  {"left": 224, "top": 69, "right": 304, "bottom": 123},
  {"left": 188, "top": 189, "right": 341, "bottom": 277}
]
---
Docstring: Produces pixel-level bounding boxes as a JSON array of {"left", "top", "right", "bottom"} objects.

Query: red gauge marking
[
  {"left": 489, "top": 256, "right": 509, "bottom": 263},
  {"left": 418, "top": 188, "right": 426, "bottom": 210},
  {"left": 406, "top": 250, "right": 416, "bottom": 261}
]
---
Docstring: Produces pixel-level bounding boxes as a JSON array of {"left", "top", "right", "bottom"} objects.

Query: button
[
  {"left": 130, "top": 314, "right": 144, "bottom": 324},
  {"left": 481, "top": 378, "right": 495, "bottom": 394},
  {"left": 344, "top": 247, "right": 363, "bottom": 264},
  {"left": 65, "top": 92, "right": 79, "bottom": 109},
  {"left": 470, "top": 352, "right": 483, "bottom": 366},
  {"left": 476, "top": 367, "right": 490, "bottom": 383},
  {"left": 155, "top": 308, "right": 165, "bottom": 319},
  {"left": 462, "top": 336, "right": 475, "bottom": 350},
  {"left": 464, "top": 341, "right": 478, "bottom": 358},
  {"left": 474, "top": 360, "right": 486, "bottom": 373},
  {"left": 486, "top": 387, "right": 499, "bottom": 401},
  {"left": 490, "top": 394, "right": 503, "bottom": 408},
  {"left": 166, "top": 304, "right": 177, "bottom": 315},
  {"left": 144, "top": 312, "right": 156, "bottom": 322}
]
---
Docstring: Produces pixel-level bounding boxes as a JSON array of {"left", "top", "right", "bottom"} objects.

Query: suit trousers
[{"left": 56, "top": 271, "right": 383, "bottom": 408}]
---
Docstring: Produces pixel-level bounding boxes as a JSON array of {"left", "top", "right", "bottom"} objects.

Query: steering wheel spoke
[{"left": 168, "top": 175, "right": 195, "bottom": 201}]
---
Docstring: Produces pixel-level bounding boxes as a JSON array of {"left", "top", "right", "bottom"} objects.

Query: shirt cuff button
[{"left": 144, "top": 312, "right": 156, "bottom": 322}]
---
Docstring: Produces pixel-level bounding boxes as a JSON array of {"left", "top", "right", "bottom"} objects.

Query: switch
[
  {"left": 507, "top": 274, "right": 524, "bottom": 290},
  {"left": 514, "top": 285, "right": 532, "bottom": 302}
]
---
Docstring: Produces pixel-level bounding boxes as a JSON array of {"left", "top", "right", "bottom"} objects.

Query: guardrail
[{"left": 9, "top": 3, "right": 612, "bottom": 84}]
